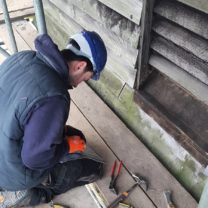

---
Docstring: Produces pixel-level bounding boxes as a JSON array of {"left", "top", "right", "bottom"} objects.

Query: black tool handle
[{"left": 107, "top": 192, "right": 127, "bottom": 208}]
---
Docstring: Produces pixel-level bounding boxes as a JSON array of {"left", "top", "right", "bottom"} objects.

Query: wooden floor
[{"left": 0, "top": 18, "right": 197, "bottom": 208}]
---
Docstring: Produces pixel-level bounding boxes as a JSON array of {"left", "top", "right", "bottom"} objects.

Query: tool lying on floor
[
  {"left": 86, "top": 182, "right": 108, "bottom": 208},
  {"left": 107, "top": 173, "right": 147, "bottom": 208},
  {"left": 109, "top": 160, "right": 122, "bottom": 194},
  {"left": 118, "top": 202, "right": 134, "bottom": 208},
  {"left": 164, "top": 190, "right": 176, "bottom": 208}
]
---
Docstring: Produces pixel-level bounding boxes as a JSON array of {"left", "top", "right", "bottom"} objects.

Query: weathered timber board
[
  {"left": 135, "top": 0, "right": 155, "bottom": 89},
  {"left": 0, "top": 22, "right": 32, "bottom": 53},
  {"left": 44, "top": 1, "right": 83, "bottom": 48},
  {"left": 154, "top": 0, "right": 208, "bottom": 39},
  {"left": 151, "top": 35, "right": 208, "bottom": 85},
  {"left": 13, "top": 20, "right": 37, "bottom": 50},
  {"left": 177, "top": 0, "right": 208, "bottom": 15},
  {"left": 97, "top": 0, "right": 142, "bottom": 25},
  {"left": 0, "top": 20, "right": 35, "bottom": 64},
  {"left": 0, "top": 0, "right": 33, "bottom": 14},
  {"left": 50, "top": 0, "right": 140, "bottom": 49},
  {"left": 105, "top": 48, "right": 136, "bottom": 88},
  {"left": 70, "top": 82, "right": 197, "bottom": 208},
  {"left": 0, "top": 7, "right": 34, "bottom": 23},
  {"left": 149, "top": 53, "right": 208, "bottom": 105},
  {"left": 152, "top": 18, "right": 208, "bottom": 64},
  {"left": 49, "top": 0, "right": 137, "bottom": 67}
]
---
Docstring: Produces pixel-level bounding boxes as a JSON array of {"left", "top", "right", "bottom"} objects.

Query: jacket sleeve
[{"left": 21, "top": 96, "right": 69, "bottom": 170}]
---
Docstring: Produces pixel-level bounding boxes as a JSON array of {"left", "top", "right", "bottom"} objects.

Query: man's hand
[{"left": 66, "top": 135, "right": 86, "bottom": 153}]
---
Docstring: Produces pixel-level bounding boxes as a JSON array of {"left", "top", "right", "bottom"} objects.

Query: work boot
[{"left": 0, "top": 190, "right": 29, "bottom": 208}]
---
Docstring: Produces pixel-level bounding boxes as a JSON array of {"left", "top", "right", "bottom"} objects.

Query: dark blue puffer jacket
[{"left": 0, "top": 34, "right": 70, "bottom": 190}]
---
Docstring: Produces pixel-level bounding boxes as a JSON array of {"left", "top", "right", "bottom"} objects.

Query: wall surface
[
  {"left": 43, "top": 0, "right": 208, "bottom": 200},
  {"left": 177, "top": 0, "right": 208, "bottom": 14}
]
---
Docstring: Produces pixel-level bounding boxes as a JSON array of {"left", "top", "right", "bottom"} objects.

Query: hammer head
[{"left": 131, "top": 173, "right": 148, "bottom": 191}]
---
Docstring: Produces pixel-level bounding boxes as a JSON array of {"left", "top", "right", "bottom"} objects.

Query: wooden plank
[
  {"left": 154, "top": 0, "right": 208, "bottom": 39},
  {"left": 67, "top": 101, "right": 156, "bottom": 208},
  {"left": 97, "top": 0, "right": 142, "bottom": 25},
  {"left": 70, "top": 82, "right": 198, "bottom": 208},
  {"left": 152, "top": 19, "right": 208, "bottom": 64},
  {"left": 47, "top": 0, "right": 137, "bottom": 87},
  {"left": 105, "top": 48, "right": 136, "bottom": 88},
  {"left": 135, "top": 0, "right": 155, "bottom": 90},
  {"left": 13, "top": 20, "right": 37, "bottom": 50},
  {"left": 177, "top": 0, "right": 208, "bottom": 15},
  {"left": 149, "top": 53, "right": 208, "bottom": 105},
  {"left": 44, "top": 1, "right": 83, "bottom": 49},
  {"left": 0, "top": 7, "right": 34, "bottom": 23},
  {"left": 0, "top": 20, "right": 37, "bottom": 63},
  {"left": 0, "top": 22, "right": 32, "bottom": 53},
  {"left": 50, "top": 0, "right": 140, "bottom": 49},
  {"left": 0, "top": 0, "right": 33, "bottom": 14},
  {"left": 151, "top": 36, "right": 208, "bottom": 85}
]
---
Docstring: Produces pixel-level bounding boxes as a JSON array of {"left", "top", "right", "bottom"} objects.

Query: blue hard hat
[{"left": 66, "top": 30, "right": 107, "bottom": 80}]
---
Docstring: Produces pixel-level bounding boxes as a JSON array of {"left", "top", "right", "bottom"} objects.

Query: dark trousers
[{"left": 29, "top": 159, "right": 103, "bottom": 205}]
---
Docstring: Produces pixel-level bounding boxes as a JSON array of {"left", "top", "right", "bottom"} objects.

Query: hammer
[{"left": 107, "top": 173, "right": 147, "bottom": 208}]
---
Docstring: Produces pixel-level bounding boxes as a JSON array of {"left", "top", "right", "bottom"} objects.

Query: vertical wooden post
[{"left": 135, "top": 0, "right": 155, "bottom": 90}]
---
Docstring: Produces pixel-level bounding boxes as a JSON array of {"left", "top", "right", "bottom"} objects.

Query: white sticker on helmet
[{"left": 66, "top": 33, "right": 96, "bottom": 71}]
